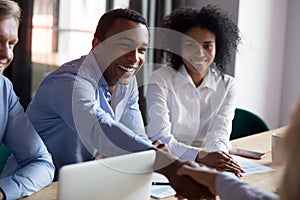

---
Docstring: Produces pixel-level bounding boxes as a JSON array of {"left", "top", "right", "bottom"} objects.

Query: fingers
[
  {"left": 196, "top": 151, "right": 245, "bottom": 176},
  {"left": 219, "top": 151, "right": 232, "bottom": 161},
  {"left": 217, "top": 164, "right": 243, "bottom": 177},
  {"left": 217, "top": 152, "right": 245, "bottom": 173},
  {"left": 207, "top": 151, "right": 245, "bottom": 175},
  {"left": 219, "top": 157, "right": 242, "bottom": 170},
  {"left": 217, "top": 162, "right": 244, "bottom": 176}
]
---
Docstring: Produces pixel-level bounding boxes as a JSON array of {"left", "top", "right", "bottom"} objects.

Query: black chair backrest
[{"left": 230, "top": 108, "right": 269, "bottom": 140}]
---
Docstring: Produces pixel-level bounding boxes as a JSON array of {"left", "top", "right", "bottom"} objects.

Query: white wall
[
  {"left": 280, "top": 0, "right": 300, "bottom": 126},
  {"left": 235, "top": 0, "right": 297, "bottom": 129}
]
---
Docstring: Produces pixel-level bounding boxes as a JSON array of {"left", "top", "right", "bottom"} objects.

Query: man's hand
[
  {"left": 153, "top": 148, "right": 215, "bottom": 199},
  {"left": 196, "top": 151, "right": 244, "bottom": 177},
  {"left": 170, "top": 161, "right": 215, "bottom": 200},
  {"left": 177, "top": 164, "right": 220, "bottom": 195}
]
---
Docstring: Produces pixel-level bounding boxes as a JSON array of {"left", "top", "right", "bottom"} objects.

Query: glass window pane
[
  {"left": 113, "top": 0, "right": 130, "bottom": 9},
  {"left": 31, "top": 0, "right": 106, "bottom": 97}
]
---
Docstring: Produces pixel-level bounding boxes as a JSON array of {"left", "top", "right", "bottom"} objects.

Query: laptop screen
[{"left": 58, "top": 150, "right": 156, "bottom": 200}]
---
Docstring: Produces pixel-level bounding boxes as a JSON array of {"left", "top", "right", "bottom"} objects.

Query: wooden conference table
[{"left": 21, "top": 126, "right": 287, "bottom": 200}]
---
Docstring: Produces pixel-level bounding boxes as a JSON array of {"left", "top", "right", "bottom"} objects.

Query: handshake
[{"left": 153, "top": 143, "right": 244, "bottom": 200}]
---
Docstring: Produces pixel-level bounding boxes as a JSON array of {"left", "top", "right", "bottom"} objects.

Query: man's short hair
[
  {"left": 94, "top": 8, "right": 148, "bottom": 41},
  {"left": 0, "top": 0, "right": 21, "bottom": 26}
]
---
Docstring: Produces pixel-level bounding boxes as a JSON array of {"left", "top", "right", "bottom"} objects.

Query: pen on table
[{"left": 152, "top": 182, "right": 170, "bottom": 186}]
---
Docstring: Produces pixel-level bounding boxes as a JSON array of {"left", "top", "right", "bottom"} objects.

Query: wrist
[
  {"left": 152, "top": 147, "right": 182, "bottom": 179},
  {"left": 157, "top": 159, "right": 184, "bottom": 180},
  {"left": 195, "top": 150, "right": 208, "bottom": 163},
  {"left": 200, "top": 167, "right": 219, "bottom": 195}
]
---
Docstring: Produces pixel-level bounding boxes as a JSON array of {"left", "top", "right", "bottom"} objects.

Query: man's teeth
[{"left": 118, "top": 65, "right": 134, "bottom": 72}]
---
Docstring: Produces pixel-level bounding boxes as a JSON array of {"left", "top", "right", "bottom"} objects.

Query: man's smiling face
[
  {"left": 93, "top": 18, "right": 149, "bottom": 86},
  {"left": 0, "top": 16, "right": 18, "bottom": 75}
]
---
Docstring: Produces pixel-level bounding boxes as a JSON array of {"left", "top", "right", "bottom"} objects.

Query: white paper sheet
[
  {"left": 151, "top": 173, "right": 176, "bottom": 199},
  {"left": 231, "top": 154, "right": 275, "bottom": 176}
]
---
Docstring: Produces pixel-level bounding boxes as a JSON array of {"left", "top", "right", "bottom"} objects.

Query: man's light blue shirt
[
  {"left": 26, "top": 51, "right": 152, "bottom": 180},
  {"left": 0, "top": 76, "right": 54, "bottom": 200}
]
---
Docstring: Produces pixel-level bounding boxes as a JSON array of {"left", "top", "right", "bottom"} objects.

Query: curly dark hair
[
  {"left": 160, "top": 5, "right": 241, "bottom": 73},
  {"left": 94, "top": 8, "right": 148, "bottom": 41}
]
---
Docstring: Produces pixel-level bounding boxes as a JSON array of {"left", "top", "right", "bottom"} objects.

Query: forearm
[
  {"left": 205, "top": 134, "right": 231, "bottom": 152},
  {"left": 0, "top": 159, "right": 54, "bottom": 200},
  {"left": 205, "top": 112, "right": 233, "bottom": 152},
  {"left": 166, "top": 138, "right": 202, "bottom": 161},
  {"left": 87, "top": 120, "right": 152, "bottom": 156},
  {"left": 206, "top": 80, "right": 236, "bottom": 152},
  {"left": 148, "top": 127, "right": 202, "bottom": 161},
  {"left": 152, "top": 147, "right": 181, "bottom": 177},
  {"left": 216, "top": 172, "right": 279, "bottom": 200}
]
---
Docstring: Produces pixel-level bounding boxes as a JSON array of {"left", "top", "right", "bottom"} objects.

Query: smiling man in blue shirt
[
  {"left": 27, "top": 8, "right": 152, "bottom": 181},
  {"left": 0, "top": 1, "right": 54, "bottom": 199}
]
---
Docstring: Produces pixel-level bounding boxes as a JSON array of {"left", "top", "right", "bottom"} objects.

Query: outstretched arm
[{"left": 178, "top": 165, "right": 279, "bottom": 200}]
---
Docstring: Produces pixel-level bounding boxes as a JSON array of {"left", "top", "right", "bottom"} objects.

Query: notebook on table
[{"left": 58, "top": 150, "right": 156, "bottom": 200}]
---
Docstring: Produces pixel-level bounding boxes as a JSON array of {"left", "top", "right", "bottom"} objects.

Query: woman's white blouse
[{"left": 146, "top": 65, "right": 236, "bottom": 160}]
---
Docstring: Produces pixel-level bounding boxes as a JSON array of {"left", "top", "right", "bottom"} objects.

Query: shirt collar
[
  {"left": 77, "top": 51, "right": 105, "bottom": 88},
  {"left": 81, "top": 51, "right": 110, "bottom": 87},
  {"left": 78, "top": 51, "right": 113, "bottom": 102},
  {"left": 86, "top": 51, "right": 129, "bottom": 103},
  {"left": 177, "top": 64, "right": 219, "bottom": 91}
]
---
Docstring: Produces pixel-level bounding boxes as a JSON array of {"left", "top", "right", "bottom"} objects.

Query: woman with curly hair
[{"left": 146, "top": 5, "right": 243, "bottom": 175}]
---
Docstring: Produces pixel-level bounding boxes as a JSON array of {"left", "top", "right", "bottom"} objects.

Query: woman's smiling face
[{"left": 181, "top": 27, "right": 216, "bottom": 77}]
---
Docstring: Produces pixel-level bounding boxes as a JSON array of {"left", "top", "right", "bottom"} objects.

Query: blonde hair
[
  {"left": 0, "top": 0, "right": 21, "bottom": 26},
  {"left": 280, "top": 98, "right": 300, "bottom": 200}
]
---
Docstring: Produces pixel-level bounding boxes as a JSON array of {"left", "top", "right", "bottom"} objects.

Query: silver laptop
[{"left": 58, "top": 150, "right": 156, "bottom": 200}]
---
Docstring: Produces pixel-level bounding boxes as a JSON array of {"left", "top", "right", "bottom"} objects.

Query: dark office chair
[
  {"left": 230, "top": 108, "right": 270, "bottom": 140},
  {"left": 0, "top": 143, "right": 11, "bottom": 173}
]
